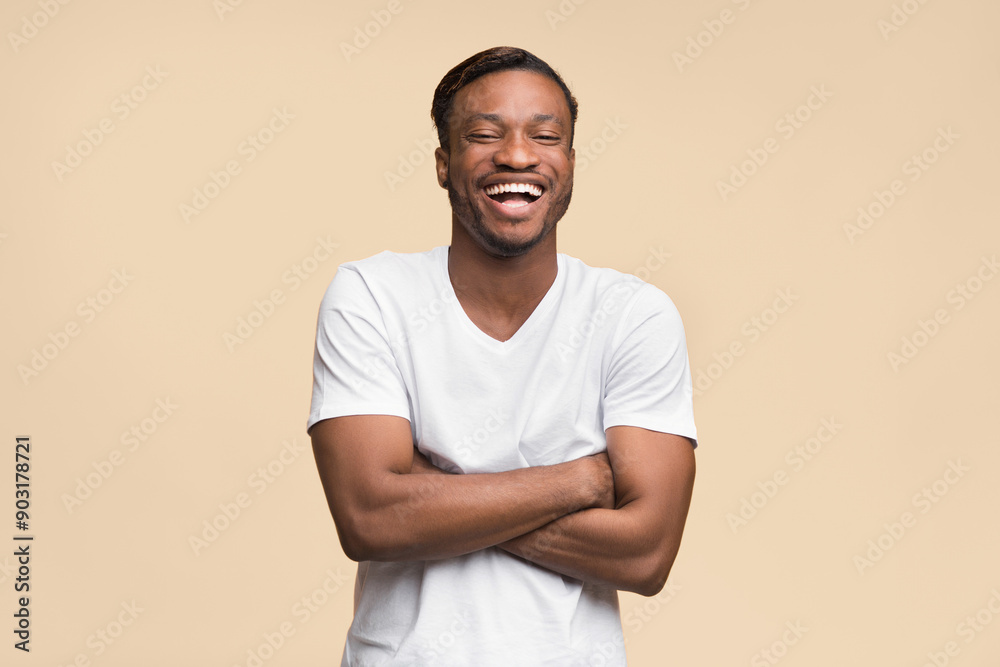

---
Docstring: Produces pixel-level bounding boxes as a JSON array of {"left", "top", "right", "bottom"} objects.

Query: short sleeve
[
  {"left": 603, "top": 284, "right": 697, "bottom": 447},
  {"left": 306, "top": 265, "right": 411, "bottom": 433}
]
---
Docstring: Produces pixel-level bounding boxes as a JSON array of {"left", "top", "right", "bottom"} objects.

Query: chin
[
  {"left": 448, "top": 180, "right": 568, "bottom": 257},
  {"left": 469, "top": 225, "right": 547, "bottom": 257}
]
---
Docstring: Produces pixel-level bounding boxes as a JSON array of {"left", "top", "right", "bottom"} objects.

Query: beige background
[{"left": 3, "top": 0, "right": 999, "bottom": 665}]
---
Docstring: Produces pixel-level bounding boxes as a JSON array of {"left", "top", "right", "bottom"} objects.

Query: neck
[{"left": 447, "top": 220, "right": 558, "bottom": 318}]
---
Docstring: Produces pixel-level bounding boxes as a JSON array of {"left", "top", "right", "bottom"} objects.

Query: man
[{"left": 308, "top": 46, "right": 697, "bottom": 666}]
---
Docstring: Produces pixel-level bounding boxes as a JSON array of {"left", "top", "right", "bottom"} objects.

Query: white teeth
[{"left": 484, "top": 183, "right": 543, "bottom": 197}]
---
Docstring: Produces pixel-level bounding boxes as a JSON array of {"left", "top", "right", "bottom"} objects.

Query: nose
[{"left": 493, "top": 132, "right": 540, "bottom": 170}]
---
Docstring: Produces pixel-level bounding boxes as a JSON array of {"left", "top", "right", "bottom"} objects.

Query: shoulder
[
  {"left": 338, "top": 246, "right": 443, "bottom": 280},
  {"left": 321, "top": 246, "right": 445, "bottom": 305},
  {"left": 558, "top": 253, "right": 681, "bottom": 322}
]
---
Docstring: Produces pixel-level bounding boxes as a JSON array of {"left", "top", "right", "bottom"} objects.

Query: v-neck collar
[{"left": 437, "top": 245, "right": 564, "bottom": 352}]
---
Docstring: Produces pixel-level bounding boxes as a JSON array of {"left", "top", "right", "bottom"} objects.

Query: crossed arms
[{"left": 309, "top": 414, "right": 695, "bottom": 596}]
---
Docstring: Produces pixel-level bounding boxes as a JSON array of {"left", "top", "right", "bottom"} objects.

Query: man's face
[{"left": 435, "top": 69, "right": 575, "bottom": 258}]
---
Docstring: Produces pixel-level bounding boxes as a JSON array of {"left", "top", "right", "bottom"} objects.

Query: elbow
[
  {"left": 334, "top": 503, "right": 416, "bottom": 562},
  {"left": 632, "top": 571, "right": 671, "bottom": 598},
  {"left": 626, "top": 551, "right": 677, "bottom": 597},
  {"left": 338, "top": 531, "right": 371, "bottom": 563},
  {"left": 333, "top": 509, "right": 388, "bottom": 563},
  {"left": 334, "top": 518, "right": 368, "bottom": 562},
  {"left": 326, "top": 477, "right": 419, "bottom": 562}
]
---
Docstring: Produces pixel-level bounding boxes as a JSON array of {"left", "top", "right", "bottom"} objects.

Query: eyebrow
[{"left": 461, "top": 113, "right": 564, "bottom": 127}]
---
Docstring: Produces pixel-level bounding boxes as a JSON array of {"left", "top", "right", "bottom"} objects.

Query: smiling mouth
[{"left": 484, "top": 182, "right": 543, "bottom": 209}]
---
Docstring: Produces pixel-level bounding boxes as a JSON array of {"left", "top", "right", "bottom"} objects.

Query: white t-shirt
[{"left": 308, "top": 245, "right": 697, "bottom": 666}]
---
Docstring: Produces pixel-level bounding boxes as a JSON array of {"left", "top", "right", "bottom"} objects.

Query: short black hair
[{"left": 431, "top": 46, "right": 579, "bottom": 151}]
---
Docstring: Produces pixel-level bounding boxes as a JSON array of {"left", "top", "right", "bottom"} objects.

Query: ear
[
  {"left": 568, "top": 146, "right": 575, "bottom": 172},
  {"left": 434, "top": 146, "right": 449, "bottom": 188}
]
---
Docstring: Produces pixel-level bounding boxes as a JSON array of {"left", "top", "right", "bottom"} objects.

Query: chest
[{"left": 402, "top": 327, "right": 610, "bottom": 473}]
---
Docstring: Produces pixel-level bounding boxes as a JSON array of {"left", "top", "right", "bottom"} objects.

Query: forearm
[
  {"left": 499, "top": 429, "right": 696, "bottom": 596},
  {"left": 332, "top": 458, "right": 605, "bottom": 563},
  {"left": 498, "top": 504, "right": 676, "bottom": 596}
]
